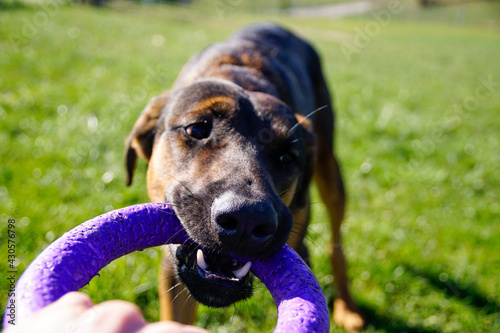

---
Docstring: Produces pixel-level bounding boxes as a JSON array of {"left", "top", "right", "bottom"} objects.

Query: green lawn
[{"left": 1, "top": 0, "right": 499, "bottom": 332}]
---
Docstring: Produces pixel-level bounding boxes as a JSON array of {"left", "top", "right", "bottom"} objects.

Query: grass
[
  {"left": 1, "top": 0, "right": 499, "bottom": 332},
  {"left": 194, "top": 0, "right": 361, "bottom": 11}
]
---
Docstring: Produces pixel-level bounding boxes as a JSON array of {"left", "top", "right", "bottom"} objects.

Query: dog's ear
[{"left": 125, "top": 92, "right": 170, "bottom": 186}]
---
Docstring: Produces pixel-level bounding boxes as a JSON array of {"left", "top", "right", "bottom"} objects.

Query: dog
[{"left": 125, "top": 22, "right": 364, "bottom": 332}]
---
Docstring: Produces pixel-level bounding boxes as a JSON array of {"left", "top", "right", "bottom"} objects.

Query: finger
[
  {"left": 78, "top": 300, "right": 146, "bottom": 333},
  {"left": 3, "top": 292, "right": 94, "bottom": 333},
  {"left": 56, "top": 291, "right": 94, "bottom": 309}
]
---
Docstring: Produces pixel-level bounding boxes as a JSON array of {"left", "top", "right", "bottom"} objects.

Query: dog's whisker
[
  {"left": 164, "top": 281, "right": 183, "bottom": 296},
  {"left": 291, "top": 221, "right": 328, "bottom": 244},
  {"left": 148, "top": 165, "right": 197, "bottom": 198},
  {"left": 163, "top": 275, "right": 180, "bottom": 286},
  {"left": 290, "top": 201, "right": 327, "bottom": 213},
  {"left": 163, "top": 229, "right": 182, "bottom": 244},
  {"left": 289, "top": 231, "right": 324, "bottom": 256},
  {"left": 158, "top": 202, "right": 180, "bottom": 211},
  {"left": 289, "top": 230, "right": 308, "bottom": 241},
  {"left": 170, "top": 287, "right": 189, "bottom": 306},
  {"left": 287, "top": 105, "right": 328, "bottom": 137},
  {"left": 279, "top": 188, "right": 291, "bottom": 197},
  {"left": 161, "top": 229, "right": 187, "bottom": 249},
  {"left": 180, "top": 291, "right": 194, "bottom": 316},
  {"left": 158, "top": 272, "right": 178, "bottom": 286},
  {"left": 180, "top": 237, "right": 198, "bottom": 250},
  {"left": 186, "top": 243, "right": 201, "bottom": 260},
  {"left": 288, "top": 227, "right": 316, "bottom": 244}
]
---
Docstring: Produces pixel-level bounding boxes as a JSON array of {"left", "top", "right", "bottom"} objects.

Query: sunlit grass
[{"left": 1, "top": 1, "right": 499, "bottom": 332}]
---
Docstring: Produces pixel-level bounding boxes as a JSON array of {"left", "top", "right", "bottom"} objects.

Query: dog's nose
[{"left": 211, "top": 192, "right": 278, "bottom": 253}]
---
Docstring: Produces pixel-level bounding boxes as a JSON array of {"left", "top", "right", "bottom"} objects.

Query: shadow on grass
[
  {"left": 357, "top": 303, "right": 440, "bottom": 333},
  {"left": 403, "top": 264, "right": 500, "bottom": 315},
  {"left": 328, "top": 262, "right": 499, "bottom": 332},
  {"left": 326, "top": 297, "right": 439, "bottom": 333}
]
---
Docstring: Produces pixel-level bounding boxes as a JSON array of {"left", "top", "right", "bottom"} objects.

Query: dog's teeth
[
  {"left": 232, "top": 261, "right": 252, "bottom": 279},
  {"left": 196, "top": 249, "right": 209, "bottom": 270}
]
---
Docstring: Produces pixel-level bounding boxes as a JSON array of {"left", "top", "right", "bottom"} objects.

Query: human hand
[{"left": 3, "top": 292, "right": 208, "bottom": 333}]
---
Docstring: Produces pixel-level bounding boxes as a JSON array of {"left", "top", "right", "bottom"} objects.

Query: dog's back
[{"left": 173, "top": 22, "right": 318, "bottom": 114}]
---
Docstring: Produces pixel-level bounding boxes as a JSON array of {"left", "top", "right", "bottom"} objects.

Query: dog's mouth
[{"left": 175, "top": 243, "right": 254, "bottom": 308}]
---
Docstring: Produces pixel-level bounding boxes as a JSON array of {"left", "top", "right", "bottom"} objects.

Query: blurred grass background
[{"left": 1, "top": 0, "right": 499, "bottom": 332}]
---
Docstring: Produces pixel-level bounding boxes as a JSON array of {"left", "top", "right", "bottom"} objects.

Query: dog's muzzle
[{"left": 175, "top": 243, "right": 254, "bottom": 308}]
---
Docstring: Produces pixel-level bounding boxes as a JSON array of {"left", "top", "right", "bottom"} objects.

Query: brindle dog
[{"left": 125, "top": 22, "right": 364, "bottom": 332}]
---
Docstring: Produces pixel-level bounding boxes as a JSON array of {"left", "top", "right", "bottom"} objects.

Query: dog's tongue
[{"left": 3, "top": 203, "right": 329, "bottom": 332}]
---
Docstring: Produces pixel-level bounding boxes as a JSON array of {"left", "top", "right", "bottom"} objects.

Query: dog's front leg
[{"left": 158, "top": 247, "right": 197, "bottom": 324}]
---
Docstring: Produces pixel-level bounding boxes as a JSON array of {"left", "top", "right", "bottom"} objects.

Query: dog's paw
[{"left": 333, "top": 298, "right": 365, "bottom": 332}]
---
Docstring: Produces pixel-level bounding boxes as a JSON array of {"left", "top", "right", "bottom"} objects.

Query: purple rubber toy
[{"left": 3, "top": 203, "right": 328, "bottom": 332}]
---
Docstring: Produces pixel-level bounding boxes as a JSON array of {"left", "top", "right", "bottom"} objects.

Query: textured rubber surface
[{"left": 3, "top": 203, "right": 328, "bottom": 332}]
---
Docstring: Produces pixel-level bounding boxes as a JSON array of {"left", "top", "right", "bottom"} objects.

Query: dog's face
[{"left": 126, "top": 79, "right": 315, "bottom": 307}]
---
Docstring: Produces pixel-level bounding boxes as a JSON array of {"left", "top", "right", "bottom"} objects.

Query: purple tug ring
[{"left": 3, "top": 203, "right": 329, "bottom": 332}]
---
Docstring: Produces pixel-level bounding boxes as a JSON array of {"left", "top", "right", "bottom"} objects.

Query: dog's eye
[
  {"left": 185, "top": 120, "right": 212, "bottom": 140},
  {"left": 279, "top": 152, "right": 297, "bottom": 165}
]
